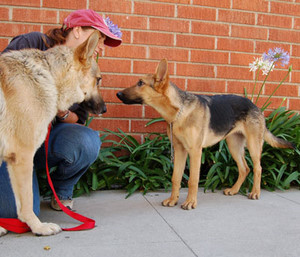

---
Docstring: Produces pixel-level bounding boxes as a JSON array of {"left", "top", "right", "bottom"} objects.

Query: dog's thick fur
[
  {"left": 117, "top": 59, "right": 294, "bottom": 210},
  {"left": 0, "top": 31, "right": 106, "bottom": 236}
]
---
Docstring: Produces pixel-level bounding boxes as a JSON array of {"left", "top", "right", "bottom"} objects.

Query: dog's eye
[
  {"left": 96, "top": 77, "right": 102, "bottom": 86},
  {"left": 137, "top": 80, "right": 144, "bottom": 87}
]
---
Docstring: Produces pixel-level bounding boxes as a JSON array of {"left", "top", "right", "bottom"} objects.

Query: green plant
[{"left": 73, "top": 129, "right": 178, "bottom": 198}]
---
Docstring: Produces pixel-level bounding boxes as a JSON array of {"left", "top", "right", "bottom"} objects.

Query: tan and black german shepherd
[
  {"left": 0, "top": 31, "right": 106, "bottom": 236},
  {"left": 117, "top": 59, "right": 294, "bottom": 210}
]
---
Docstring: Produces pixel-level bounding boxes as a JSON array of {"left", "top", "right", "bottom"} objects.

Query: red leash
[{"left": 0, "top": 124, "right": 95, "bottom": 233}]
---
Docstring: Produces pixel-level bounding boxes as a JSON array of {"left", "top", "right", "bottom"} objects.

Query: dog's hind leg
[
  {"left": 246, "top": 134, "right": 263, "bottom": 200},
  {"left": 7, "top": 149, "right": 61, "bottom": 236},
  {"left": 224, "top": 133, "right": 250, "bottom": 196},
  {"left": 162, "top": 137, "right": 187, "bottom": 207}
]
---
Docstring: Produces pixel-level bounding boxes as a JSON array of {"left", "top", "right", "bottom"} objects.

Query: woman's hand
[{"left": 57, "top": 110, "right": 79, "bottom": 123}]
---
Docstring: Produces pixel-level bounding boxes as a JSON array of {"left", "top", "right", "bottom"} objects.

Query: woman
[{"left": 0, "top": 9, "right": 122, "bottom": 217}]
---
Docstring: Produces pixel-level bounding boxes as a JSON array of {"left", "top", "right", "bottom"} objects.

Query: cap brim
[{"left": 91, "top": 25, "right": 122, "bottom": 47}]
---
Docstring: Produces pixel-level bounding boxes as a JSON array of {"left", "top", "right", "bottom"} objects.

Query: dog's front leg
[
  {"left": 162, "top": 138, "right": 187, "bottom": 207},
  {"left": 181, "top": 148, "right": 202, "bottom": 210},
  {"left": 8, "top": 154, "right": 61, "bottom": 236}
]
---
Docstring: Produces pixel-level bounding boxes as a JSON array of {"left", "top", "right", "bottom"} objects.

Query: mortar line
[{"left": 143, "top": 195, "right": 198, "bottom": 257}]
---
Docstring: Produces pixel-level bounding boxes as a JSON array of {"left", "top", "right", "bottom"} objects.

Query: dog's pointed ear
[
  {"left": 74, "top": 30, "right": 100, "bottom": 63},
  {"left": 155, "top": 59, "right": 168, "bottom": 83}
]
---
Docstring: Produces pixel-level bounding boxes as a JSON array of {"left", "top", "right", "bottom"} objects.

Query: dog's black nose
[
  {"left": 102, "top": 104, "right": 107, "bottom": 114},
  {"left": 116, "top": 91, "right": 123, "bottom": 100}
]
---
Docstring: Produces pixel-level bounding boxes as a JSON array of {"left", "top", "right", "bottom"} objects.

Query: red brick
[
  {"left": 0, "top": 7, "right": 9, "bottom": 20},
  {"left": 168, "top": 77, "right": 185, "bottom": 90},
  {"left": 217, "top": 38, "right": 254, "bottom": 52},
  {"left": 102, "top": 104, "right": 143, "bottom": 118},
  {"left": 269, "top": 29, "right": 300, "bottom": 44},
  {"left": 290, "top": 58, "right": 300, "bottom": 70},
  {"left": 115, "top": 30, "right": 130, "bottom": 44},
  {"left": 191, "top": 50, "right": 229, "bottom": 64},
  {"left": 149, "top": 47, "right": 189, "bottom": 62},
  {"left": 255, "top": 42, "right": 290, "bottom": 55},
  {"left": 270, "top": 2, "right": 300, "bottom": 16},
  {"left": 90, "top": 0, "right": 132, "bottom": 14},
  {"left": 231, "top": 25, "right": 268, "bottom": 40},
  {"left": 218, "top": 10, "right": 255, "bottom": 25},
  {"left": 134, "top": 2, "right": 175, "bottom": 17},
  {"left": 265, "top": 83, "right": 298, "bottom": 97},
  {"left": 192, "top": 21, "right": 229, "bottom": 36},
  {"left": 98, "top": 59, "right": 131, "bottom": 73},
  {"left": 257, "top": 14, "right": 292, "bottom": 29},
  {"left": 105, "top": 45, "right": 146, "bottom": 59},
  {"left": 0, "top": 23, "right": 41, "bottom": 37},
  {"left": 43, "top": 0, "right": 86, "bottom": 9},
  {"left": 0, "top": 0, "right": 40, "bottom": 7},
  {"left": 12, "top": 9, "right": 58, "bottom": 24},
  {"left": 0, "top": 38, "right": 9, "bottom": 51},
  {"left": 193, "top": 0, "right": 230, "bottom": 8},
  {"left": 217, "top": 66, "right": 252, "bottom": 80},
  {"left": 254, "top": 97, "right": 288, "bottom": 110},
  {"left": 232, "top": 0, "right": 268, "bottom": 12},
  {"left": 291, "top": 71, "right": 300, "bottom": 83},
  {"left": 101, "top": 89, "right": 119, "bottom": 103},
  {"left": 176, "top": 34, "right": 215, "bottom": 49},
  {"left": 176, "top": 63, "right": 215, "bottom": 78},
  {"left": 295, "top": 18, "right": 300, "bottom": 30},
  {"left": 110, "top": 15, "right": 147, "bottom": 30},
  {"left": 292, "top": 45, "right": 300, "bottom": 57},
  {"left": 89, "top": 118, "right": 129, "bottom": 132},
  {"left": 289, "top": 99, "right": 300, "bottom": 111},
  {"left": 150, "top": 18, "right": 189, "bottom": 33},
  {"left": 58, "top": 11, "right": 72, "bottom": 24},
  {"left": 133, "top": 60, "right": 175, "bottom": 75},
  {"left": 150, "top": 0, "right": 190, "bottom": 3},
  {"left": 145, "top": 106, "right": 162, "bottom": 119},
  {"left": 227, "top": 81, "right": 261, "bottom": 95},
  {"left": 131, "top": 120, "right": 166, "bottom": 134},
  {"left": 231, "top": 53, "right": 260, "bottom": 67},
  {"left": 257, "top": 69, "right": 290, "bottom": 83},
  {"left": 187, "top": 79, "right": 226, "bottom": 93},
  {"left": 177, "top": 6, "right": 216, "bottom": 20},
  {"left": 133, "top": 31, "right": 174, "bottom": 46},
  {"left": 101, "top": 75, "right": 139, "bottom": 89}
]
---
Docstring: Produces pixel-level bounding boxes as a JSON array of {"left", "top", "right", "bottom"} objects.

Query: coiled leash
[{"left": 0, "top": 124, "right": 95, "bottom": 234}]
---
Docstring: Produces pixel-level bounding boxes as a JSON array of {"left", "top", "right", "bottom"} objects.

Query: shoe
[{"left": 51, "top": 196, "right": 73, "bottom": 211}]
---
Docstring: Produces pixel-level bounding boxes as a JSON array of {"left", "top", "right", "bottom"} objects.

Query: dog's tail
[{"left": 264, "top": 129, "right": 295, "bottom": 149}]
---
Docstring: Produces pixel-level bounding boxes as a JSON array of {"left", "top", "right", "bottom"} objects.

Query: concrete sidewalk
[{"left": 1, "top": 188, "right": 300, "bottom": 257}]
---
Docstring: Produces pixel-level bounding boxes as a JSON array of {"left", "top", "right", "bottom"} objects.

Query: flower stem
[
  {"left": 251, "top": 68, "right": 260, "bottom": 101},
  {"left": 261, "top": 69, "right": 291, "bottom": 111},
  {"left": 255, "top": 62, "right": 275, "bottom": 105}
]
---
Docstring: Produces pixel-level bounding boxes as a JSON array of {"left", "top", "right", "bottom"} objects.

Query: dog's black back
[{"left": 196, "top": 94, "right": 260, "bottom": 135}]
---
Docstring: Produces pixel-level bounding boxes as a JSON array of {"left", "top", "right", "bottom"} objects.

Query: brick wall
[{"left": 0, "top": 0, "right": 299, "bottom": 142}]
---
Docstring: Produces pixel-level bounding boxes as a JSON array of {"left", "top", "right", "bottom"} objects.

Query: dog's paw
[
  {"left": 0, "top": 226, "right": 8, "bottom": 237},
  {"left": 32, "top": 222, "right": 61, "bottom": 236},
  {"left": 223, "top": 188, "right": 238, "bottom": 196},
  {"left": 181, "top": 198, "right": 197, "bottom": 210},
  {"left": 248, "top": 191, "right": 260, "bottom": 200},
  {"left": 162, "top": 197, "right": 178, "bottom": 207}
]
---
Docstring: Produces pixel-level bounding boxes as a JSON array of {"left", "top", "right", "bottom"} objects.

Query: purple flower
[
  {"left": 105, "top": 17, "right": 122, "bottom": 39},
  {"left": 262, "top": 47, "right": 290, "bottom": 67}
]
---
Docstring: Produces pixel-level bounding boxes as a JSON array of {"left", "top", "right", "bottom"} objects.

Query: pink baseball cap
[{"left": 63, "top": 9, "right": 122, "bottom": 47}]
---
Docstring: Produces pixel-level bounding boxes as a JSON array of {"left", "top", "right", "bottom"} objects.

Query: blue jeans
[{"left": 0, "top": 123, "right": 101, "bottom": 218}]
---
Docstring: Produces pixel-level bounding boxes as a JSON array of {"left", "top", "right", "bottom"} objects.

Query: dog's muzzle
[{"left": 116, "top": 91, "right": 143, "bottom": 105}]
